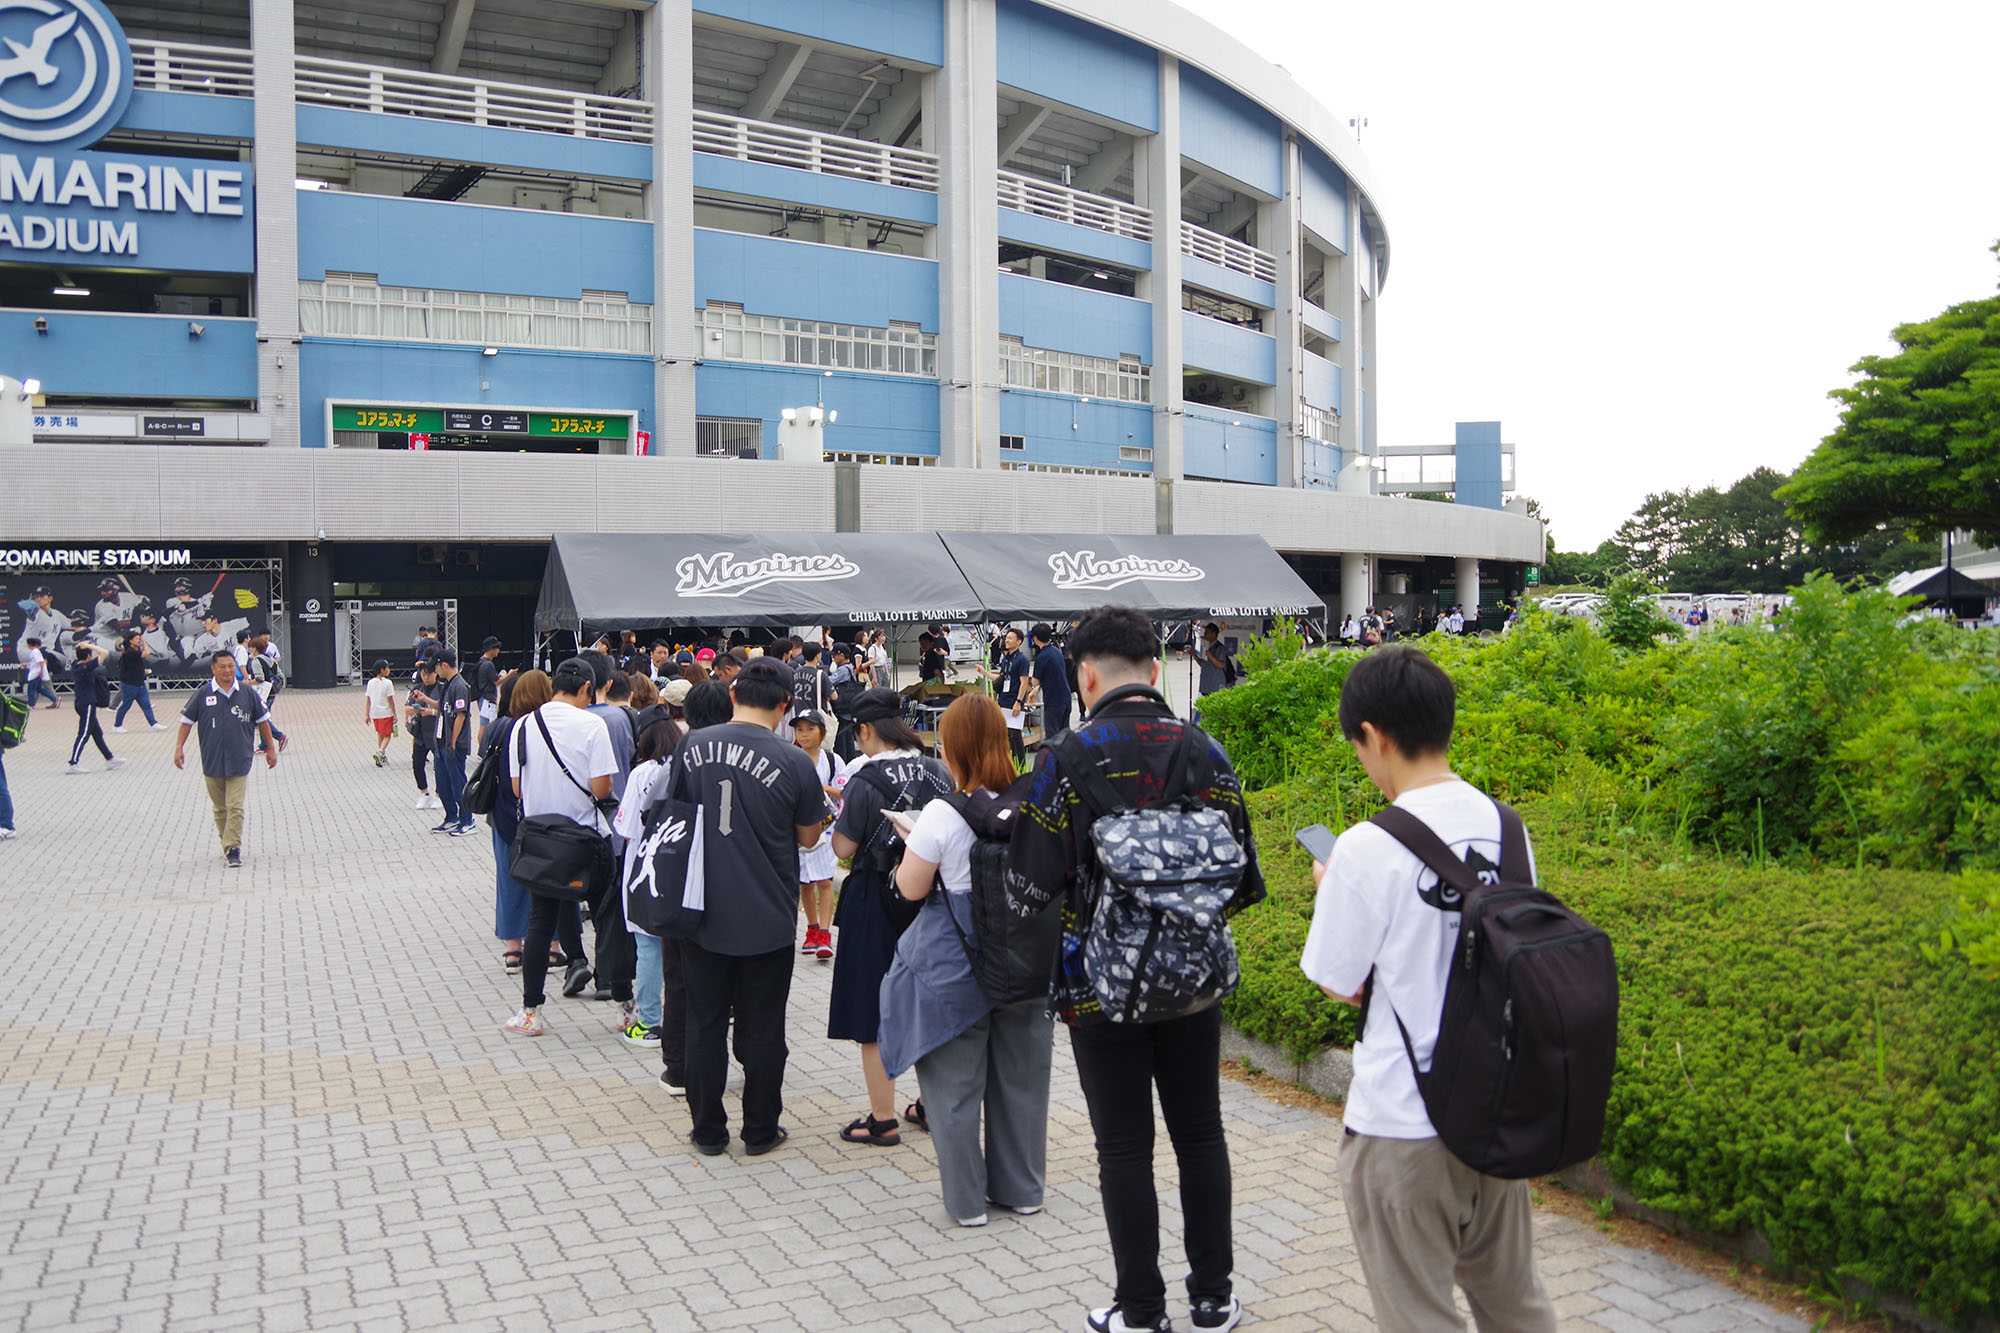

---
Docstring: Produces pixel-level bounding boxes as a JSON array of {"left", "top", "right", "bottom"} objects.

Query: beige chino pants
[
  {"left": 1337, "top": 1130, "right": 1557, "bottom": 1333},
  {"left": 203, "top": 775, "right": 247, "bottom": 851}
]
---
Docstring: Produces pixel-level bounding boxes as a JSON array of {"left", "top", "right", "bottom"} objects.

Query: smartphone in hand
[
  {"left": 884, "top": 809, "right": 919, "bottom": 836},
  {"left": 1294, "top": 823, "right": 1337, "bottom": 864}
]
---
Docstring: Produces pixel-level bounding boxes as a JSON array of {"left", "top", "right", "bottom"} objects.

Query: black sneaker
[
  {"left": 561, "top": 960, "right": 593, "bottom": 997},
  {"left": 691, "top": 1135, "right": 728, "bottom": 1157},
  {"left": 431, "top": 821, "right": 456, "bottom": 834},
  {"left": 591, "top": 985, "right": 616, "bottom": 1002},
  {"left": 1087, "top": 1305, "right": 1172, "bottom": 1333},
  {"left": 224, "top": 847, "right": 242, "bottom": 869},
  {"left": 1189, "top": 1296, "right": 1241, "bottom": 1332}
]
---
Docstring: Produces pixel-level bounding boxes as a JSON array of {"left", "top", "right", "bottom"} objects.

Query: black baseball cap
[
  {"left": 31, "top": 585, "right": 50, "bottom": 597},
  {"left": 551, "top": 656, "right": 594, "bottom": 693},
  {"left": 372, "top": 658, "right": 390, "bottom": 672},
  {"left": 97, "top": 577, "right": 120, "bottom": 592},
  {"left": 434, "top": 647, "right": 459, "bottom": 667},
  {"left": 849, "top": 688, "right": 903, "bottom": 724},
  {"left": 792, "top": 708, "right": 827, "bottom": 731}
]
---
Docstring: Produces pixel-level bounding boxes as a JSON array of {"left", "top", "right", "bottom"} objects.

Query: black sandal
[
  {"left": 502, "top": 950, "right": 523, "bottom": 974},
  {"left": 903, "top": 1100, "right": 929, "bottom": 1132},
  {"left": 840, "top": 1114, "right": 901, "bottom": 1146}
]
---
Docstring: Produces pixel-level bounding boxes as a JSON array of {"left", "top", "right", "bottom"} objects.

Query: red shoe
[
  {"left": 816, "top": 928, "right": 833, "bottom": 961},
  {"left": 801, "top": 925, "right": 820, "bottom": 956}
]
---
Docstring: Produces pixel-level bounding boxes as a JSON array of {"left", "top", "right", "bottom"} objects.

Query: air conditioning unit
[
  {"left": 454, "top": 548, "right": 479, "bottom": 568},
  {"left": 416, "top": 544, "right": 445, "bottom": 565}
]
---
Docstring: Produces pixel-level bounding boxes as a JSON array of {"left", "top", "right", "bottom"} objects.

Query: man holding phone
[{"left": 1296, "top": 645, "right": 1557, "bottom": 1333}]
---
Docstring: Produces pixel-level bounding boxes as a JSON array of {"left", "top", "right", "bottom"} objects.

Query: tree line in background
[
  {"left": 1541, "top": 465, "right": 1934, "bottom": 592},
  {"left": 1543, "top": 239, "right": 2000, "bottom": 592}
]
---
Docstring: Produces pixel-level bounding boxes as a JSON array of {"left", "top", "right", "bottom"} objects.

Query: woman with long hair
[
  {"left": 880, "top": 694, "right": 1052, "bottom": 1225},
  {"left": 485, "top": 669, "right": 582, "bottom": 974},
  {"left": 828, "top": 690, "right": 953, "bottom": 1147}
]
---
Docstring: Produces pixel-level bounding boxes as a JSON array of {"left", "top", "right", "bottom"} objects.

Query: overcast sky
[{"left": 1177, "top": 0, "right": 2000, "bottom": 549}]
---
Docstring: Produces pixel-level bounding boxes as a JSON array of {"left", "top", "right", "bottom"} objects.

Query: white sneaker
[
  {"left": 955, "top": 1213, "right": 989, "bottom": 1228},
  {"left": 426, "top": 795, "right": 443, "bottom": 810},
  {"left": 1087, "top": 1306, "right": 1172, "bottom": 1333},
  {"left": 106, "top": 757, "right": 126, "bottom": 769},
  {"left": 111, "top": 725, "right": 126, "bottom": 733},
  {"left": 414, "top": 793, "right": 432, "bottom": 810},
  {"left": 64, "top": 763, "right": 81, "bottom": 774},
  {"left": 0, "top": 828, "right": 17, "bottom": 840},
  {"left": 149, "top": 723, "right": 168, "bottom": 731}
]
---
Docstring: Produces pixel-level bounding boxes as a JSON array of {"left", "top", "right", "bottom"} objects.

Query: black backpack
[
  {"left": 1052, "top": 726, "right": 1250, "bottom": 1024},
  {"left": 1, "top": 692, "right": 27, "bottom": 749},
  {"left": 847, "top": 757, "right": 953, "bottom": 930},
  {"left": 1369, "top": 802, "right": 1619, "bottom": 1179},
  {"left": 933, "top": 786, "right": 1060, "bottom": 1006}
]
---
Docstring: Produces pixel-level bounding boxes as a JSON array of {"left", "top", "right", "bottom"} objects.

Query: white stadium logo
[
  {"left": 0, "top": 0, "right": 131, "bottom": 149},
  {"left": 674, "top": 551, "right": 862, "bottom": 598},
  {"left": 1047, "top": 550, "right": 1205, "bottom": 592}
]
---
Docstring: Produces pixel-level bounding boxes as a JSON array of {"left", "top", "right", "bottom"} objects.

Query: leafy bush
[
  {"left": 1208, "top": 585, "right": 2000, "bottom": 1322},
  {"left": 1596, "top": 570, "right": 1678, "bottom": 651},
  {"left": 1235, "top": 614, "right": 1308, "bottom": 678}
]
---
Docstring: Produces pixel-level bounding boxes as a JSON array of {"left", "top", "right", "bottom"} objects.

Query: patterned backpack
[{"left": 1051, "top": 726, "right": 1248, "bottom": 1024}]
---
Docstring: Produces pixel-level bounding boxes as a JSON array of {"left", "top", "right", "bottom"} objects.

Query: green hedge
[{"left": 1201, "top": 586, "right": 2000, "bottom": 1323}]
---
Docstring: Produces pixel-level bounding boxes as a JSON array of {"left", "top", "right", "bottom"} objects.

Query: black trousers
[
  {"left": 411, "top": 738, "right": 431, "bottom": 792},
  {"left": 519, "top": 892, "right": 588, "bottom": 1009},
  {"left": 1070, "top": 1004, "right": 1233, "bottom": 1322},
  {"left": 1007, "top": 724, "right": 1026, "bottom": 766},
  {"left": 591, "top": 873, "right": 635, "bottom": 1002},
  {"left": 69, "top": 707, "right": 111, "bottom": 764},
  {"left": 660, "top": 933, "right": 688, "bottom": 1083},
  {"left": 680, "top": 941, "right": 793, "bottom": 1149}
]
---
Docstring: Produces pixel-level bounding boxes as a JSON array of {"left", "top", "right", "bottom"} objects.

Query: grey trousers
[
  {"left": 913, "top": 998, "right": 1054, "bottom": 1221},
  {"left": 1337, "top": 1131, "right": 1557, "bottom": 1333}
]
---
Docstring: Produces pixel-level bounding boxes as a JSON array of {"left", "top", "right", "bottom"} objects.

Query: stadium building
[{"left": 0, "top": 0, "right": 1542, "bottom": 686}]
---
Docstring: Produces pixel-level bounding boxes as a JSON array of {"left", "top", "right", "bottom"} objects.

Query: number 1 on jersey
[{"left": 717, "top": 778, "right": 735, "bottom": 836}]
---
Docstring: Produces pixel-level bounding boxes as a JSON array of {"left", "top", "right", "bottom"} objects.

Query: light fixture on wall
[
  {"left": 16, "top": 377, "right": 40, "bottom": 401},
  {"left": 187, "top": 322, "right": 205, "bottom": 337},
  {"left": 33, "top": 317, "right": 47, "bottom": 334},
  {"left": 52, "top": 286, "right": 89, "bottom": 297},
  {"left": 481, "top": 347, "right": 497, "bottom": 356}
]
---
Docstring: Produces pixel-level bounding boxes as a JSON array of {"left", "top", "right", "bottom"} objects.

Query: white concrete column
[
  {"left": 251, "top": 0, "right": 299, "bottom": 447},
  {"left": 1456, "top": 556, "right": 1482, "bottom": 620},
  {"left": 1331, "top": 177, "right": 1363, "bottom": 467},
  {"left": 1145, "top": 54, "right": 1183, "bottom": 489},
  {"left": 1268, "top": 135, "right": 1303, "bottom": 486},
  {"left": 1340, "top": 552, "right": 1371, "bottom": 623},
  {"left": 650, "top": 1, "right": 697, "bottom": 457},
  {"left": 934, "top": 0, "right": 999, "bottom": 470}
]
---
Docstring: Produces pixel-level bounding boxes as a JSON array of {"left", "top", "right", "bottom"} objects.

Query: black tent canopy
[
  {"left": 534, "top": 531, "right": 979, "bottom": 633},
  {"left": 937, "top": 532, "right": 1324, "bottom": 622},
  {"left": 534, "top": 530, "right": 1324, "bottom": 634},
  {"left": 1887, "top": 565, "right": 2000, "bottom": 618}
]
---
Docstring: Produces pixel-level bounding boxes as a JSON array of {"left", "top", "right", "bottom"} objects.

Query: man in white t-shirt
[
  {"left": 22, "top": 637, "right": 60, "bottom": 710},
  {"left": 503, "top": 657, "right": 617, "bottom": 1037},
  {"left": 1298, "top": 644, "right": 1556, "bottom": 1333}
]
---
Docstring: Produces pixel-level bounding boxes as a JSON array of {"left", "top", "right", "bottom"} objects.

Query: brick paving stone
[{"left": 0, "top": 687, "right": 1811, "bottom": 1331}]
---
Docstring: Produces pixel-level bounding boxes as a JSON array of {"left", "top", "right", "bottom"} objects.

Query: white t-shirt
[
  {"left": 905, "top": 792, "right": 978, "bottom": 895},
  {"left": 365, "top": 677, "right": 395, "bottom": 718},
  {"left": 509, "top": 701, "right": 617, "bottom": 831},
  {"left": 25, "top": 648, "right": 46, "bottom": 682},
  {"left": 613, "top": 757, "right": 669, "bottom": 843},
  {"left": 1298, "top": 779, "right": 1537, "bottom": 1139}
]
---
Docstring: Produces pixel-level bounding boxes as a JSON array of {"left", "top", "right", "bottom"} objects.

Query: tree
[
  {"left": 1780, "top": 242, "right": 2000, "bottom": 546},
  {"left": 1595, "top": 571, "right": 1675, "bottom": 651}
]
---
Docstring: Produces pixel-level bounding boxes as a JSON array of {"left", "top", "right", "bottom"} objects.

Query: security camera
[
  {"left": 33, "top": 317, "right": 47, "bottom": 333},
  {"left": 187, "top": 322, "right": 205, "bottom": 337}
]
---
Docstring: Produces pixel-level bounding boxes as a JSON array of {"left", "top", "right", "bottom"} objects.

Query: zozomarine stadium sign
[{"left": 0, "top": 0, "right": 254, "bottom": 271}]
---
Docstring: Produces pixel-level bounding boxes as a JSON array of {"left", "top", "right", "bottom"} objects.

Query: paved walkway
[{"left": 0, "top": 687, "right": 1809, "bottom": 1332}]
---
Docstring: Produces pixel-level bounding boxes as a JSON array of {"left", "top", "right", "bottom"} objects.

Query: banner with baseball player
[{"left": 4, "top": 569, "right": 272, "bottom": 683}]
